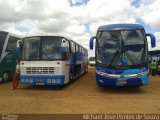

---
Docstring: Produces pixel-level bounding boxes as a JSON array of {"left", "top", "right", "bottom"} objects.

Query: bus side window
[
  {"left": 71, "top": 42, "right": 75, "bottom": 53},
  {"left": 6, "top": 36, "right": 19, "bottom": 52},
  {"left": 62, "top": 39, "right": 70, "bottom": 60},
  {"left": 76, "top": 44, "right": 79, "bottom": 52},
  {"left": 80, "top": 47, "right": 82, "bottom": 52}
]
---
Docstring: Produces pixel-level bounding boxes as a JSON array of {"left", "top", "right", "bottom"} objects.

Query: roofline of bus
[
  {"left": 98, "top": 24, "right": 144, "bottom": 31},
  {"left": 0, "top": 31, "right": 22, "bottom": 38},
  {"left": 23, "top": 35, "right": 88, "bottom": 50}
]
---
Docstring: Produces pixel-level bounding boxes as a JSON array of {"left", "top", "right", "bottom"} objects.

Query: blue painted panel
[
  {"left": 98, "top": 24, "right": 144, "bottom": 31},
  {"left": 76, "top": 52, "right": 83, "bottom": 61},
  {"left": 96, "top": 65, "right": 148, "bottom": 86},
  {"left": 70, "top": 53, "right": 76, "bottom": 64},
  {"left": 60, "top": 47, "right": 67, "bottom": 52},
  {"left": 20, "top": 75, "right": 65, "bottom": 85}
]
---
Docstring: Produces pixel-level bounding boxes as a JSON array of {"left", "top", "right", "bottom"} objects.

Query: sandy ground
[{"left": 0, "top": 67, "right": 160, "bottom": 114}]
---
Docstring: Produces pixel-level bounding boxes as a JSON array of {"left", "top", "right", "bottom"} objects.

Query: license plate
[
  {"left": 117, "top": 81, "right": 127, "bottom": 84},
  {"left": 36, "top": 79, "right": 44, "bottom": 82},
  {"left": 36, "top": 79, "right": 45, "bottom": 85}
]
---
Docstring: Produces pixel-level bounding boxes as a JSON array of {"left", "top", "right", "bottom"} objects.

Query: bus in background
[
  {"left": 89, "top": 57, "right": 95, "bottom": 66},
  {"left": 0, "top": 31, "right": 22, "bottom": 82},
  {"left": 18, "top": 36, "right": 88, "bottom": 85},
  {"left": 89, "top": 24, "right": 156, "bottom": 87}
]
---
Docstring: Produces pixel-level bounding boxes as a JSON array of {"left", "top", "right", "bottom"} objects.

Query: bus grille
[{"left": 21, "top": 67, "right": 60, "bottom": 75}]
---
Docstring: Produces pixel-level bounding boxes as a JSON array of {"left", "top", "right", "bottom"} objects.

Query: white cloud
[
  {"left": 0, "top": 0, "right": 159, "bottom": 58},
  {"left": 139, "top": 0, "right": 160, "bottom": 29},
  {"left": 148, "top": 32, "right": 160, "bottom": 51}
]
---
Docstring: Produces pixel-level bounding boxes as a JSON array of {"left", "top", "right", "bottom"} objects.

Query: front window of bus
[
  {"left": 42, "top": 37, "right": 62, "bottom": 60},
  {"left": 22, "top": 37, "right": 40, "bottom": 60},
  {"left": 22, "top": 37, "right": 68, "bottom": 60},
  {"left": 96, "top": 29, "right": 147, "bottom": 68}
]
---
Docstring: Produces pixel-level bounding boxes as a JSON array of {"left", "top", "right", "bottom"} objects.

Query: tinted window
[
  {"left": 6, "top": 36, "right": 20, "bottom": 51},
  {"left": 76, "top": 44, "right": 79, "bottom": 52},
  {"left": 71, "top": 42, "right": 75, "bottom": 52},
  {"left": 0, "top": 32, "right": 8, "bottom": 57},
  {"left": 96, "top": 29, "right": 147, "bottom": 67},
  {"left": 42, "top": 37, "right": 62, "bottom": 60},
  {"left": 23, "top": 38, "right": 40, "bottom": 60}
]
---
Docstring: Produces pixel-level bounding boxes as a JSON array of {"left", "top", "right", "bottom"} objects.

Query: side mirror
[
  {"left": 89, "top": 36, "right": 96, "bottom": 50},
  {"left": 16, "top": 39, "right": 23, "bottom": 52},
  {"left": 146, "top": 33, "right": 156, "bottom": 48},
  {"left": 61, "top": 38, "right": 69, "bottom": 52}
]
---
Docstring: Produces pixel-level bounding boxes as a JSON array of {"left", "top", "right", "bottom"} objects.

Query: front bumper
[
  {"left": 96, "top": 70, "right": 149, "bottom": 86},
  {"left": 20, "top": 75, "right": 65, "bottom": 85}
]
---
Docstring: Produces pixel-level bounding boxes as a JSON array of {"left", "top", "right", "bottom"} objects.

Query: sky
[{"left": 0, "top": 0, "right": 160, "bottom": 57}]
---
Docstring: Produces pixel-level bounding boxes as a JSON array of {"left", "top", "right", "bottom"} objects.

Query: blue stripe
[
  {"left": 98, "top": 24, "right": 144, "bottom": 31},
  {"left": 20, "top": 75, "right": 65, "bottom": 85}
]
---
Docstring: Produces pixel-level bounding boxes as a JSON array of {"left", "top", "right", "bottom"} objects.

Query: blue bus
[
  {"left": 18, "top": 36, "right": 88, "bottom": 85},
  {"left": 89, "top": 24, "right": 156, "bottom": 87}
]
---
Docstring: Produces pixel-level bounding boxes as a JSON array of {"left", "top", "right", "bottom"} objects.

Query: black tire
[
  {"left": 2, "top": 71, "right": 11, "bottom": 83},
  {"left": 133, "top": 86, "right": 140, "bottom": 88},
  {"left": 98, "top": 84, "right": 105, "bottom": 88}
]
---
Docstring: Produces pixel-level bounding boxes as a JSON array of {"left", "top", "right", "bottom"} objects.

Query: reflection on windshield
[
  {"left": 22, "top": 37, "right": 62, "bottom": 60},
  {"left": 23, "top": 38, "right": 40, "bottom": 60},
  {"left": 97, "top": 31, "right": 121, "bottom": 65},
  {"left": 42, "top": 38, "right": 61, "bottom": 60},
  {"left": 96, "top": 30, "right": 147, "bottom": 67}
]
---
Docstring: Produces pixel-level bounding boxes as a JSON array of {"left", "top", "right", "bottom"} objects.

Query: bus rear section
[
  {"left": 19, "top": 36, "right": 88, "bottom": 86},
  {"left": 89, "top": 24, "right": 156, "bottom": 87}
]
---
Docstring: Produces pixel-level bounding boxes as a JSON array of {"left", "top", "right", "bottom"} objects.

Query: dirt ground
[{"left": 0, "top": 67, "right": 160, "bottom": 114}]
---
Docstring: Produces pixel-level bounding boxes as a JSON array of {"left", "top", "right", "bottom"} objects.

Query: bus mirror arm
[
  {"left": 16, "top": 40, "right": 23, "bottom": 52},
  {"left": 17, "top": 40, "right": 23, "bottom": 48},
  {"left": 89, "top": 36, "right": 96, "bottom": 50},
  {"left": 146, "top": 33, "right": 156, "bottom": 48}
]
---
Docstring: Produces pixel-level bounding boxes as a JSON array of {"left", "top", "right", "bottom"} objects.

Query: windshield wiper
[
  {"left": 109, "top": 48, "right": 136, "bottom": 66},
  {"left": 109, "top": 48, "right": 121, "bottom": 66},
  {"left": 124, "top": 50, "right": 136, "bottom": 65}
]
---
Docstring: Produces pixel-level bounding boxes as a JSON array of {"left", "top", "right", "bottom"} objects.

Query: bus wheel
[
  {"left": 134, "top": 86, "right": 140, "bottom": 88},
  {"left": 2, "top": 71, "right": 10, "bottom": 82}
]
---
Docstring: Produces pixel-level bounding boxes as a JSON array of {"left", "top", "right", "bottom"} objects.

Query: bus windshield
[
  {"left": 22, "top": 37, "right": 62, "bottom": 60},
  {"left": 0, "top": 32, "right": 8, "bottom": 57},
  {"left": 89, "top": 57, "right": 95, "bottom": 61},
  {"left": 96, "top": 29, "right": 147, "bottom": 68}
]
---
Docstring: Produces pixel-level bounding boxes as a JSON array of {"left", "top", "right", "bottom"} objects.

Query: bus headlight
[
  {"left": 138, "top": 70, "right": 148, "bottom": 76},
  {"left": 47, "top": 79, "right": 52, "bottom": 83}
]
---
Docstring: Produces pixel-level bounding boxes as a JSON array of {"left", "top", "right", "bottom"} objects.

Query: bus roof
[
  {"left": 0, "top": 31, "right": 9, "bottom": 34},
  {"left": 0, "top": 31, "right": 22, "bottom": 38},
  {"left": 98, "top": 24, "right": 144, "bottom": 31}
]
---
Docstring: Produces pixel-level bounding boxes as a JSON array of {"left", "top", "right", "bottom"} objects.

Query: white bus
[
  {"left": 89, "top": 57, "right": 95, "bottom": 66},
  {"left": 19, "top": 36, "right": 88, "bottom": 85},
  {"left": 0, "top": 31, "right": 22, "bottom": 82}
]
